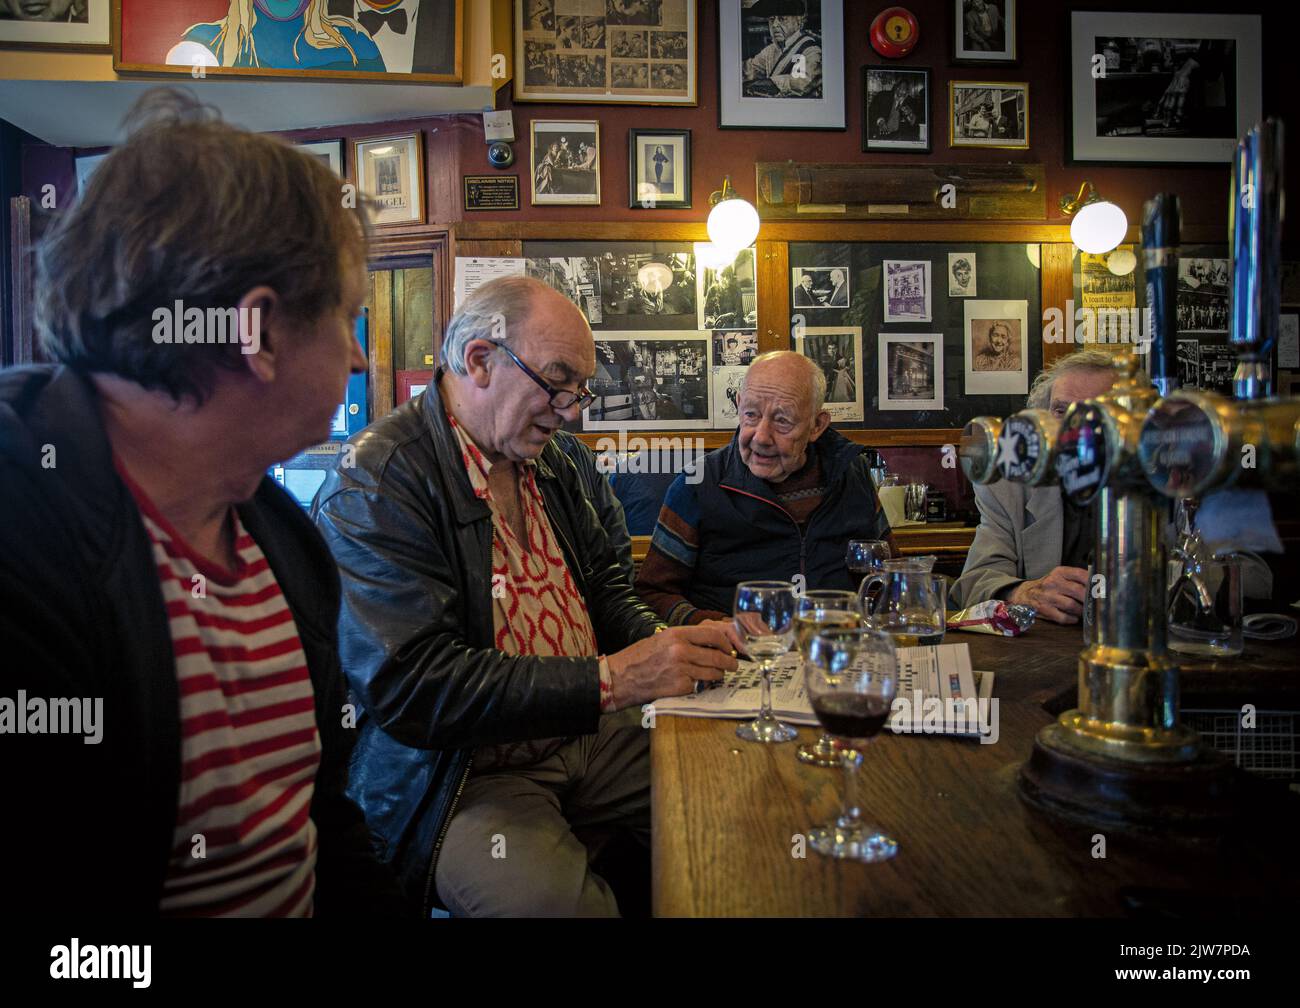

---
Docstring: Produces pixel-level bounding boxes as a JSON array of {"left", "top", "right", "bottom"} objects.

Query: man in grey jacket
[{"left": 952, "top": 350, "right": 1119, "bottom": 624}]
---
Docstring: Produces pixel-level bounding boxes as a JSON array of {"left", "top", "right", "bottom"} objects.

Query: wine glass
[
  {"left": 846, "top": 539, "right": 891, "bottom": 579},
  {"left": 733, "top": 580, "right": 798, "bottom": 743},
  {"left": 805, "top": 626, "right": 900, "bottom": 861},
  {"left": 794, "top": 591, "right": 861, "bottom": 768}
]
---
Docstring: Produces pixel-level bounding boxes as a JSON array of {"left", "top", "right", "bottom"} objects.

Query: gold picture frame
[
  {"left": 949, "top": 80, "right": 1029, "bottom": 150},
  {"left": 350, "top": 132, "right": 425, "bottom": 227}
]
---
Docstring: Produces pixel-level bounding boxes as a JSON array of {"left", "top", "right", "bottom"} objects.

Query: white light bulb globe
[
  {"left": 1071, "top": 201, "right": 1128, "bottom": 255},
  {"left": 1106, "top": 247, "right": 1137, "bottom": 276},
  {"left": 707, "top": 196, "right": 760, "bottom": 251},
  {"left": 694, "top": 242, "right": 735, "bottom": 271}
]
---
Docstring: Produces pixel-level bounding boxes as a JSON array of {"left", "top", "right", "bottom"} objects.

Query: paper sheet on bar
[{"left": 653, "top": 642, "right": 995, "bottom": 739}]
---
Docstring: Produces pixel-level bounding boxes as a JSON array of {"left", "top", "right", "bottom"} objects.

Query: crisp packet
[{"left": 947, "top": 599, "right": 1035, "bottom": 636}]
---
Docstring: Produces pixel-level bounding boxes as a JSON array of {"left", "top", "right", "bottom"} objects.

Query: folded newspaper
[{"left": 653, "top": 642, "right": 997, "bottom": 741}]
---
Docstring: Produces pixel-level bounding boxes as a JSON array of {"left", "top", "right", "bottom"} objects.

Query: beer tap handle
[{"left": 1142, "top": 193, "right": 1181, "bottom": 398}]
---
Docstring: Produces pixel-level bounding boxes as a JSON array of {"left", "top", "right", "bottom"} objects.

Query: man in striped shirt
[{"left": 0, "top": 89, "right": 407, "bottom": 917}]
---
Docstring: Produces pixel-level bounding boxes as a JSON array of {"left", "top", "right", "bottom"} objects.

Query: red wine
[{"left": 811, "top": 693, "right": 892, "bottom": 739}]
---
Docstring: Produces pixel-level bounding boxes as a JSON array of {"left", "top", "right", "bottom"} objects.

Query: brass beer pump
[{"left": 960, "top": 119, "right": 1296, "bottom": 832}]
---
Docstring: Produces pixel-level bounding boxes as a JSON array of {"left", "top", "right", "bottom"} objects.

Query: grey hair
[
  {"left": 1026, "top": 348, "right": 1138, "bottom": 409},
  {"left": 441, "top": 275, "right": 553, "bottom": 375},
  {"left": 744, "top": 350, "right": 828, "bottom": 413}
]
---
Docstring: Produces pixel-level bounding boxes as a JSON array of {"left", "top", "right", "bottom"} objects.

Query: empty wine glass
[
  {"left": 794, "top": 590, "right": 861, "bottom": 768},
  {"left": 805, "top": 626, "right": 900, "bottom": 862},
  {"left": 733, "top": 580, "right": 797, "bottom": 743},
  {"left": 846, "top": 539, "right": 891, "bottom": 579}
]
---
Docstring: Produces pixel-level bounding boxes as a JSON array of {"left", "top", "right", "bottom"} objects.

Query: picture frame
[
  {"left": 1068, "top": 12, "right": 1262, "bottom": 165},
  {"left": 882, "top": 259, "right": 931, "bottom": 324},
  {"left": 796, "top": 327, "right": 864, "bottom": 423},
  {"left": 697, "top": 244, "right": 757, "bottom": 331},
  {"left": 296, "top": 139, "right": 345, "bottom": 178},
  {"left": 113, "top": 0, "right": 463, "bottom": 83},
  {"left": 0, "top": 0, "right": 109, "bottom": 50},
  {"left": 718, "top": 0, "right": 845, "bottom": 130},
  {"left": 878, "top": 333, "right": 944, "bottom": 412},
  {"left": 792, "top": 266, "right": 851, "bottom": 309},
  {"left": 583, "top": 332, "right": 712, "bottom": 431},
  {"left": 74, "top": 151, "right": 110, "bottom": 194},
  {"left": 628, "top": 128, "right": 691, "bottom": 209},
  {"left": 531, "top": 120, "right": 601, "bottom": 206},
  {"left": 952, "top": 0, "right": 1016, "bottom": 65},
  {"left": 949, "top": 80, "right": 1029, "bottom": 149},
  {"left": 351, "top": 133, "right": 424, "bottom": 227},
  {"left": 963, "top": 299, "right": 1029, "bottom": 395},
  {"left": 863, "top": 66, "right": 930, "bottom": 153},
  {"left": 514, "top": 0, "right": 697, "bottom": 106}
]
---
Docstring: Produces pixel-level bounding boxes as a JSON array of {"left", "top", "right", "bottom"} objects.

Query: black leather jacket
[{"left": 313, "top": 376, "right": 661, "bottom": 913}]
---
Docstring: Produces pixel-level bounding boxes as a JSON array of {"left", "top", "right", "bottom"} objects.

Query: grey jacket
[{"left": 951, "top": 481, "right": 1063, "bottom": 608}]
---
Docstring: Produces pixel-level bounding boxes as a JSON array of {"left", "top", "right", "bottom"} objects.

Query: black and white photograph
[
  {"left": 1176, "top": 339, "right": 1201, "bottom": 388},
  {"left": 719, "top": 0, "right": 845, "bottom": 129},
  {"left": 950, "top": 81, "right": 1028, "bottom": 149},
  {"left": 598, "top": 250, "right": 696, "bottom": 323},
  {"left": 1080, "top": 249, "right": 1137, "bottom": 309},
  {"left": 1198, "top": 344, "right": 1240, "bottom": 395},
  {"left": 948, "top": 252, "right": 977, "bottom": 297},
  {"left": 0, "top": 0, "right": 108, "bottom": 50},
  {"left": 296, "top": 140, "right": 344, "bottom": 178},
  {"left": 964, "top": 300, "right": 1029, "bottom": 395},
  {"left": 697, "top": 245, "right": 758, "bottom": 330},
  {"left": 525, "top": 256, "right": 604, "bottom": 325},
  {"left": 713, "top": 330, "right": 759, "bottom": 366},
  {"left": 1177, "top": 258, "right": 1230, "bottom": 334},
  {"left": 792, "top": 267, "right": 850, "bottom": 308},
  {"left": 879, "top": 333, "right": 944, "bottom": 411},
  {"left": 515, "top": 0, "right": 696, "bottom": 105},
  {"left": 711, "top": 365, "right": 749, "bottom": 428},
  {"left": 583, "top": 334, "right": 712, "bottom": 431},
  {"left": 629, "top": 128, "right": 691, "bottom": 208},
  {"left": 953, "top": 0, "right": 1015, "bottom": 64},
  {"left": 883, "top": 259, "right": 931, "bottom": 323},
  {"left": 1070, "top": 13, "right": 1261, "bottom": 163},
  {"left": 863, "top": 67, "right": 930, "bottom": 153},
  {"left": 796, "top": 327, "right": 864, "bottom": 422},
  {"left": 531, "top": 120, "right": 600, "bottom": 205}
]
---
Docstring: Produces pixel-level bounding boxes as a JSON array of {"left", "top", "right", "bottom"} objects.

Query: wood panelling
[
  {"left": 756, "top": 239, "right": 789, "bottom": 355},
  {"left": 575, "top": 428, "right": 963, "bottom": 451},
  {"left": 368, "top": 269, "right": 394, "bottom": 421},
  {"left": 1040, "top": 243, "right": 1077, "bottom": 369}
]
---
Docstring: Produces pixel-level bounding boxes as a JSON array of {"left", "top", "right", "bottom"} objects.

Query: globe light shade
[
  {"left": 694, "top": 242, "right": 736, "bottom": 271},
  {"left": 1106, "top": 247, "right": 1137, "bottom": 276},
  {"left": 637, "top": 261, "right": 673, "bottom": 294},
  {"left": 707, "top": 196, "right": 760, "bottom": 252},
  {"left": 1071, "top": 200, "right": 1128, "bottom": 255}
]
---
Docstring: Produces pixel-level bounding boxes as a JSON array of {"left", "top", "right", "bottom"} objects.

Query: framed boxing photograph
[{"left": 718, "top": 0, "right": 845, "bottom": 130}]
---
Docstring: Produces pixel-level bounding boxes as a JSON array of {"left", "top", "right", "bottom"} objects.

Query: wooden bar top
[{"left": 650, "top": 623, "right": 1300, "bottom": 917}]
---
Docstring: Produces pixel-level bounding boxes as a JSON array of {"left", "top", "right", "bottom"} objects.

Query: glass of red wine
[{"left": 804, "top": 625, "right": 899, "bottom": 861}]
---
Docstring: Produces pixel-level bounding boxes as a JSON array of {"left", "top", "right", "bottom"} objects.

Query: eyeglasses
[{"left": 487, "top": 340, "right": 595, "bottom": 411}]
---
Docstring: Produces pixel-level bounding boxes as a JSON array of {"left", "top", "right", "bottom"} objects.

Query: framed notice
[
  {"left": 464, "top": 175, "right": 520, "bottom": 211},
  {"left": 514, "top": 0, "right": 697, "bottom": 106},
  {"left": 351, "top": 132, "right": 424, "bottom": 227}
]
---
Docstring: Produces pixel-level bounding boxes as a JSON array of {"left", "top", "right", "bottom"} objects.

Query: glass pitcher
[{"left": 858, "top": 558, "right": 946, "bottom": 647}]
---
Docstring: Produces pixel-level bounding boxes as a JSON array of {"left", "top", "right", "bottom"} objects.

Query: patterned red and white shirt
[
  {"left": 118, "top": 463, "right": 321, "bottom": 917},
  {"left": 446, "top": 412, "right": 613, "bottom": 769}
]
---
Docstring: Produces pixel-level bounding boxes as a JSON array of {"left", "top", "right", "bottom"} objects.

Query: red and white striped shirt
[{"left": 118, "top": 465, "right": 321, "bottom": 917}]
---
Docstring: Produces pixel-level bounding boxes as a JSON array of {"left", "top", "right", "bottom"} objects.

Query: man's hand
[
  {"left": 696, "top": 618, "right": 747, "bottom": 656},
  {"left": 608, "top": 625, "right": 739, "bottom": 709},
  {"left": 1007, "top": 567, "right": 1090, "bottom": 624}
]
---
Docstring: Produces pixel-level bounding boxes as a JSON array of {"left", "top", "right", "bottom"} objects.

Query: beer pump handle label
[
  {"left": 996, "top": 414, "right": 1043, "bottom": 483},
  {"left": 1055, "top": 405, "right": 1109, "bottom": 506}
]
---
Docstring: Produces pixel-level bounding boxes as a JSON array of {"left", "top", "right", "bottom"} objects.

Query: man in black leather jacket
[{"left": 314, "top": 276, "right": 740, "bottom": 916}]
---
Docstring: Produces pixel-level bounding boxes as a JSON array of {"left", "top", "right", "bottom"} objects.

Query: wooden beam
[
  {"left": 1040, "top": 243, "right": 1076, "bottom": 369},
  {"left": 756, "top": 239, "right": 789, "bottom": 355}
]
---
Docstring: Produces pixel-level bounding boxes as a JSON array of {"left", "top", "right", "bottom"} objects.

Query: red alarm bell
[{"left": 870, "top": 6, "right": 919, "bottom": 59}]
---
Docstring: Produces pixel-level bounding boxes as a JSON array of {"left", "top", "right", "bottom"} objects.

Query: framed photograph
[
  {"left": 879, "top": 333, "right": 943, "bottom": 412},
  {"left": 952, "top": 0, "right": 1016, "bottom": 65},
  {"left": 950, "top": 81, "right": 1028, "bottom": 149},
  {"left": 296, "top": 139, "right": 344, "bottom": 177},
  {"left": 584, "top": 333, "right": 712, "bottom": 430},
  {"left": 796, "top": 327, "right": 864, "bottom": 423},
  {"left": 0, "top": 0, "right": 109, "bottom": 50},
  {"left": 792, "top": 266, "right": 850, "bottom": 309},
  {"left": 718, "top": 0, "right": 845, "bottom": 130},
  {"left": 697, "top": 245, "right": 757, "bottom": 330},
  {"left": 882, "top": 259, "right": 931, "bottom": 323},
  {"left": 531, "top": 120, "right": 600, "bottom": 205},
  {"left": 712, "top": 329, "right": 758, "bottom": 366},
  {"left": 526, "top": 255, "right": 604, "bottom": 324},
  {"left": 351, "top": 133, "right": 424, "bottom": 226},
  {"left": 711, "top": 364, "right": 749, "bottom": 429},
  {"left": 1176, "top": 257, "right": 1230, "bottom": 334},
  {"left": 863, "top": 66, "right": 930, "bottom": 153},
  {"left": 629, "top": 128, "right": 691, "bottom": 209},
  {"left": 114, "top": 1, "right": 463, "bottom": 82},
  {"left": 1069, "top": 13, "right": 1261, "bottom": 165},
  {"left": 1176, "top": 339, "right": 1200, "bottom": 387},
  {"left": 948, "top": 252, "right": 977, "bottom": 297},
  {"left": 597, "top": 249, "right": 696, "bottom": 325},
  {"left": 514, "top": 0, "right": 696, "bottom": 105},
  {"left": 963, "top": 300, "right": 1028, "bottom": 395}
]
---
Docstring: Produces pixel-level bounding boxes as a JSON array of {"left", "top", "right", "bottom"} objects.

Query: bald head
[
  {"left": 736, "top": 351, "right": 832, "bottom": 483},
  {"left": 743, "top": 351, "right": 826, "bottom": 413}
]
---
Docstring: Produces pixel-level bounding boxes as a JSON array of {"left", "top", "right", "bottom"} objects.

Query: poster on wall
[
  {"left": 878, "top": 333, "right": 943, "bottom": 411},
  {"left": 583, "top": 333, "right": 712, "bottom": 431},
  {"left": 796, "top": 327, "right": 864, "bottom": 423},
  {"left": 963, "top": 300, "right": 1029, "bottom": 395},
  {"left": 1176, "top": 257, "right": 1229, "bottom": 334},
  {"left": 1080, "top": 247, "right": 1137, "bottom": 308}
]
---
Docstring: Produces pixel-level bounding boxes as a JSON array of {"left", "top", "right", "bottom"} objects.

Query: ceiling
[{"left": 0, "top": 78, "right": 495, "bottom": 147}]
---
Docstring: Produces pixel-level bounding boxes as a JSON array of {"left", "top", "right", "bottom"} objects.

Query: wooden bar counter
[{"left": 650, "top": 623, "right": 1300, "bottom": 917}]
